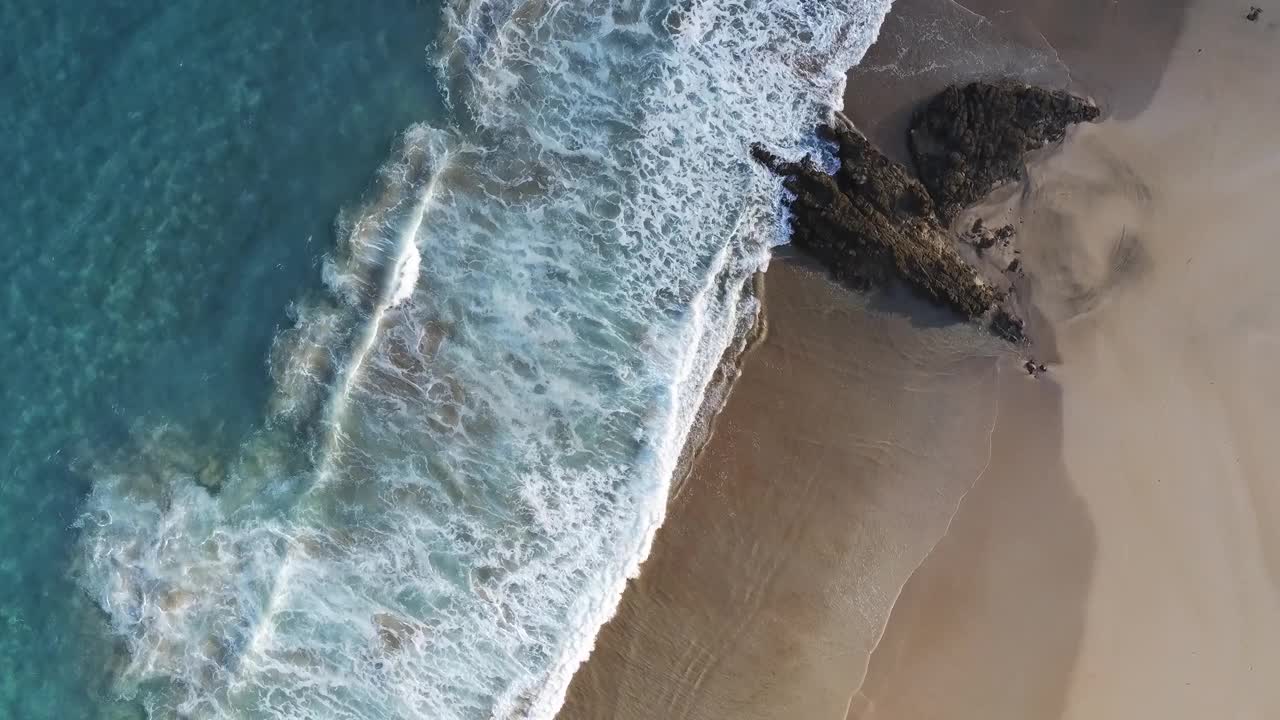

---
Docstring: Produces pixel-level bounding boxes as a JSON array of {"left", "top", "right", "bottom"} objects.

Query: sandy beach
[
  {"left": 855, "top": 1, "right": 1280, "bottom": 717},
  {"left": 561, "top": 258, "right": 1006, "bottom": 719},
  {"left": 562, "top": 0, "right": 1280, "bottom": 717}
]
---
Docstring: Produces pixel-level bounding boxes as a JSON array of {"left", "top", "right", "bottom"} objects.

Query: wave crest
[{"left": 76, "top": 0, "right": 892, "bottom": 718}]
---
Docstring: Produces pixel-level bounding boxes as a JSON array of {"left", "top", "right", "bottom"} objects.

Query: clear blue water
[
  {"left": 1, "top": 2, "right": 444, "bottom": 717},
  {"left": 2, "top": 1, "right": 890, "bottom": 718}
]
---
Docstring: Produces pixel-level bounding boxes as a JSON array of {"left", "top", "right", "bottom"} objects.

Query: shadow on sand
[{"left": 844, "top": 2, "right": 1190, "bottom": 717}]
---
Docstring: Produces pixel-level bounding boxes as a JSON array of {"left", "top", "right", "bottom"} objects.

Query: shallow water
[{"left": 3, "top": 1, "right": 891, "bottom": 718}]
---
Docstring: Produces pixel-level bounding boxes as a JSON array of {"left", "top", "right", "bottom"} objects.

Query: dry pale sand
[
  {"left": 560, "top": 259, "right": 1007, "bottom": 719},
  {"left": 852, "top": 1, "right": 1280, "bottom": 718}
]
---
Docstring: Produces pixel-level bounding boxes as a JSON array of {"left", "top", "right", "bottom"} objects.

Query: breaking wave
[{"left": 76, "top": 0, "right": 892, "bottom": 717}]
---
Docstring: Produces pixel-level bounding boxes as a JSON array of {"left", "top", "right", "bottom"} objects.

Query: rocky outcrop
[
  {"left": 910, "top": 82, "right": 1100, "bottom": 223},
  {"left": 752, "top": 120, "right": 997, "bottom": 321},
  {"left": 754, "top": 81, "right": 1097, "bottom": 342}
]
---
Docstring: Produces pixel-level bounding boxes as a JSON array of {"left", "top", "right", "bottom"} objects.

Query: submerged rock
[
  {"left": 754, "top": 81, "right": 1097, "bottom": 343},
  {"left": 910, "top": 81, "right": 1100, "bottom": 223}
]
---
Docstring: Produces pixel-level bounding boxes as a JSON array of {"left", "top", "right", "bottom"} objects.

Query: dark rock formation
[
  {"left": 753, "top": 81, "right": 1098, "bottom": 343},
  {"left": 990, "top": 308, "right": 1026, "bottom": 343},
  {"left": 964, "top": 217, "right": 1016, "bottom": 253},
  {"left": 752, "top": 117, "right": 998, "bottom": 323},
  {"left": 1247, "top": 6, "right": 1262, "bottom": 22},
  {"left": 909, "top": 82, "right": 1100, "bottom": 222}
]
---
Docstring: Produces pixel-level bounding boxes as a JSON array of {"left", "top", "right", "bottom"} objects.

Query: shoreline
[
  {"left": 559, "top": 254, "right": 1007, "bottom": 719},
  {"left": 557, "top": 0, "right": 1280, "bottom": 716},
  {"left": 560, "top": 8, "right": 1103, "bottom": 712},
  {"left": 667, "top": 270, "right": 770, "bottom": 504}
]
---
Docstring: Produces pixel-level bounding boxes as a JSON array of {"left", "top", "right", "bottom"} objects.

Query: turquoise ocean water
[
  {"left": 1, "top": 1, "right": 890, "bottom": 718},
  {"left": 1, "top": 3, "right": 443, "bottom": 716}
]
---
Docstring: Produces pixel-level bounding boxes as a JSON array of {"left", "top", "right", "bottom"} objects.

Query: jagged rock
[
  {"left": 752, "top": 118, "right": 997, "bottom": 322},
  {"left": 990, "top": 308, "right": 1026, "bottom": 343},
  {"left": 910, "top": 82, "right": 1099, "bottom": 222},
  {"left": 753, "top": 82, "right": 1097, "bottom": 344},
  {"left": 963, "top": 218, "right": 1016, "bottom": 252}
]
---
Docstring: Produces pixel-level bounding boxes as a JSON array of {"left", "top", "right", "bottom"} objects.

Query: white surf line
[
  {"left": 530, "top": 237, "right": 749, "bottom": 720},
  {"left": 313, "top": 169, "right": 440, "bottom": 486},
  {"left": 238, "top": 164, "right": 443, "bottom": 670}
]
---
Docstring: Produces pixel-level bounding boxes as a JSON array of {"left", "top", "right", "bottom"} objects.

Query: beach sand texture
[
  {"left": 560, "top": 259, "right": 1004, "bottom": 719},
  {"left": 562, "top": 0, "right": 1280, "bottom": 717},
  {"left": 854, "top": 1, "right": 1280, "bottom": 718}
]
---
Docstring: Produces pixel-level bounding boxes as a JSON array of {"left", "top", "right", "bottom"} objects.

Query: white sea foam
[{"left": 76, "top": 1, "right": 893, "bottom": 718}]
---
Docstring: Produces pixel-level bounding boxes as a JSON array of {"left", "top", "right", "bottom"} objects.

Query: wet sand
[
  {"left": 560, "top": 258, "right": 1006, "bottom": 719},
  {"left": 847, "top": 364, "right": 1092, "bottom": 719},
  {"left": 562, "top": 0, "right": 1280, "bottom": 717}
]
